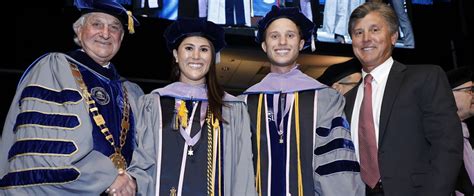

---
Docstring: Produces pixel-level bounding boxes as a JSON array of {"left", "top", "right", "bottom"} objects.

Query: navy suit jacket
[{"left": 344, "top": 61, "right": 463, "bottom": 196}]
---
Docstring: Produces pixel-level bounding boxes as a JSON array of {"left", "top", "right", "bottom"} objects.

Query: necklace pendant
[
  {"left": 279, "top": 134, "right": 284, "bottom": 144},
  {"left": 109, "top": 152, "right": 127, "bottom": 170},
  {"left": 187, "top": 146, "right": 194, "bottom": 156}
]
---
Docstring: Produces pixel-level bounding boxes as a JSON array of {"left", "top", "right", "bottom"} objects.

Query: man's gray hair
[{"left": 72, "top": 14, "right": 88, "bottom": 47}]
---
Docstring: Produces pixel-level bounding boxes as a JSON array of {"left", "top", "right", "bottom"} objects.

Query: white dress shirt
[{"left": 350, "top": 57, "right": 394, "bottom": 161}]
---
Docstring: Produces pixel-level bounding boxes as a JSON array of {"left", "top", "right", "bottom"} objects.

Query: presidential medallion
[
  {"left": 110, "top": 152, "right": 127, "bottom": 170},
  {"left": 91, "top": 87, "right": 110, "bottom": 105}
]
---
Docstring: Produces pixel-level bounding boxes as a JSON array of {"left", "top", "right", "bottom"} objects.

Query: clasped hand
[{"left": 105, "top": 169, "right": 137, "bottom": 196}]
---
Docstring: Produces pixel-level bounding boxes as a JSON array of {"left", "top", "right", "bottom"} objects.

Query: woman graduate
[{"left": 128, "top": 18, "right": 257, "bottom": 196}]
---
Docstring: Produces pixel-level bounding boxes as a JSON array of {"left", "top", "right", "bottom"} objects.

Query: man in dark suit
[
  {"left": 344, "top": 2, "right": 463, "bottom": 196},
  {"left": 446, "top": 66, "right": 474, "bottom": 195}
]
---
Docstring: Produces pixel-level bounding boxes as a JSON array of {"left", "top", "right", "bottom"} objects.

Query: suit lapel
[{"left": 378, "top": 61, "right": 406, "bottom": 146}]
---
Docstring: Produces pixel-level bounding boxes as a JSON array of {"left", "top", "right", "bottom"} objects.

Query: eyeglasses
[
  {"left": 338, "top": 82, "right": 359, "bottom": 86},
  {"left": 452, "top": 86, "right": 474, "bottom": 94}
]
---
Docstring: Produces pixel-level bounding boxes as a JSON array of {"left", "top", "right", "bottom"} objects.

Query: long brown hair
[{"left": 170, "top": 36, "right": 225, "bottom": 122}]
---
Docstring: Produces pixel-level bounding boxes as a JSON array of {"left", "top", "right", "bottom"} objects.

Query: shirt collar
[
  {"left": 462, "top": 122, "right": 470, "bottom": 138},
  {"left": 362, "top": 57, "right": 393, "bottom": 84}
]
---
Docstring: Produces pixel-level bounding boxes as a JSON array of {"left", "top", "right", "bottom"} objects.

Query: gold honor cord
[
  {"left": 256, "top": 94, "right": 263, "bottom": 196},
  {"left": 69, "top": 63, "right": 130, "bottom": 170},
  {"left": 211, "top": 114, "right": 221, "bottom": 196},
  {"left": 217, "top": 119, "right": 222, "bottom": 196},
  {"left": 206, "top": 109, "right": 221, "bottom": 196},
  {"left": 294, "top": 92, "right": 303, "bottom": 196},
  {"left": 207, "top": 110, "right": 214, "bottom": 196},
  {"left": 206, "top": 109, "right": 214, "bottom": 196}
]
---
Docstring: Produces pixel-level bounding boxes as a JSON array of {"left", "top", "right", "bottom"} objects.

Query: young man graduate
[{"left": 240, "top": 5, "right": 364, "bottom": 196}]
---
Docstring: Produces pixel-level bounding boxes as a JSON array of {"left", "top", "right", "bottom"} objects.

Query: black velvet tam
[
  {"left": 163, "top": 18, "right": 226, "bottom": 52},
  {"left": 255, "top": 5, "right": 315, "bottom": 49},
  {"left": 74, "top": 0, "right": 140, "bottom": 31}
]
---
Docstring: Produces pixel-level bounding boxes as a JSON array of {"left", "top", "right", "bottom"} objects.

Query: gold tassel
[
  {"left": 211, "top": 115, "right": 219, "bottom": 131},
  {"left": 126, "top": 11, "right": 135, "bottom": 34},
  {"left": 177, "top": 100, "right": 188, "bottom": 128}
]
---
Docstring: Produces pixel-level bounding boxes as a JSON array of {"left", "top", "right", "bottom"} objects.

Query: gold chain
[
  {"left": 119, "top": 86, "right": 130, "bottom": 149},
  {"left": 69, "top": 63, "right": 130, "bottom": 169}
]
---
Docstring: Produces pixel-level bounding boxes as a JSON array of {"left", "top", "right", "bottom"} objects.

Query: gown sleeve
[
  {"left": 313, "top": 88, "right": 365, "bottom": 195},
  {"left": 0, "top": 53, "right": 120, "bottom": 195}
]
